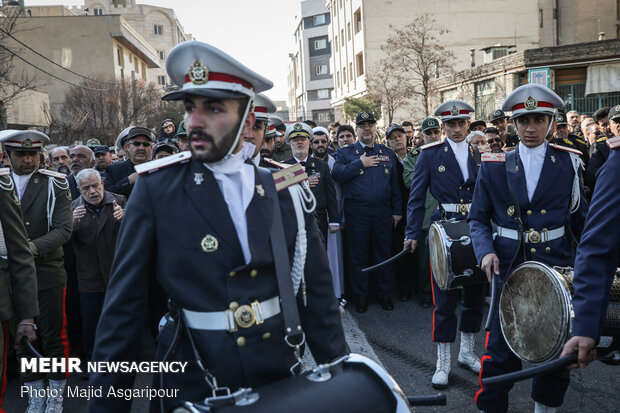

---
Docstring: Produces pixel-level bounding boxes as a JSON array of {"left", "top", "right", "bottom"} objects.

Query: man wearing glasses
[
  {"left": 104, "top": 126, "right": 154, "bottom": 198},
  {"left": 484, "top": 127, "right": 503, "bottom": 153}
]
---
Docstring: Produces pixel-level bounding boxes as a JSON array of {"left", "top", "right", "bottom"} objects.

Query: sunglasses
[
  {"left": 487, "top": 138, "right": 502, "bottom": 144},
  {"left": 131, "top": 141, "right": 152, "bottom": 147},
  {"left": 424, "top": 129, "right": 441, "bottom": 136},
  {"left": 313, "top": 139, "right": 328, "bottom": 144}
]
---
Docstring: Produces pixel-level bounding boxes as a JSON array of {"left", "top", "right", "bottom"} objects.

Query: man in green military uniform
[
  {"left": 0, "top": 168, "right": 38, "bottom": 413},
  {"left": 0, "top": 130, "right": 73, "bottom": 413},
  {"left": 402, "top": 117, "right": 441, "bottom": 307}
]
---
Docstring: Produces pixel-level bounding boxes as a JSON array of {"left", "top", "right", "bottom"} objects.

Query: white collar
[
  {"left": 203, "top": 141, "right": 255, "bottom": 175},
  {"left": 447, "top": 137, "right": 468, "bottom": 152},
  {"left": 293, "top": 155, "right": 309, "bottom": 163},
  {"left": 518, "top": 141, "right": 547, "bottom": 156}
]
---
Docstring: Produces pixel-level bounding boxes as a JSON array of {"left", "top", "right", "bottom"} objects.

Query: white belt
[
  {"left": 496, "top": 226, "right": 565, "bottom": 244},
  {"left": 441, "top": 203, "right": 471, "bottom": 214},
  {"left": 182, "top": 296, "right": 280, "bottom": 332}
]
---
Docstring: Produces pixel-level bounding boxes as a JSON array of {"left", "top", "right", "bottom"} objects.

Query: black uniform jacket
[
  {"left": 89, "top": 160, "right": 347, "bottom": 412},
  {"left": 104, "top": 159, "right": 136, "bottom": 197}
]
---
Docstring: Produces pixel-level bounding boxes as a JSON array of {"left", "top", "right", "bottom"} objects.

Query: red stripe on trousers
[
  {"left": 484, "top": 331, "right": 490, "bottom": 349},
  {"left": 430, "top": 258, "right": 437, "bottom": 342},
  {"left": 475, "top": 354, "right": 492, "bottom": 404},
  {"left": 61, "top": 287, "right": 71, "bottom": 379},
  {"left": 0, "top": 321, "right": 8, "bottom": 413}
]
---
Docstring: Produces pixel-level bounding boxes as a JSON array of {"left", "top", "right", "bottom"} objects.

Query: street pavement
[{"left": 3, "top": 297, "right": 619, "bottom": 412}]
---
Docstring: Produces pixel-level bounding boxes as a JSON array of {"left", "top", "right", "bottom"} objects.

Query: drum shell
[
  {"left": 499, "top": 262, "right": 620, "bottom": 364},
  {"left": 429, "top": 219, "right": 487, "bottom": 290},
  {"left": 199, "top": 354, "right": 412, "bottom": 413}
]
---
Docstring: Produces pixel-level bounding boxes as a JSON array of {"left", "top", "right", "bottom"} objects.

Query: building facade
[
  {"left": 432, "top": 38, "right": 620, "bottom": 119},
  {"left": 326, "top": 0, "right": 618, "bottom": 123},
  {"left": 288, "top": 0, "right": 334, "bottom": 125},
  {"left": 72, "top": 0, "right": 191, "bottom": 89},
  {"left": 8, "top": 10, "right": 160, "bottom": 117}
]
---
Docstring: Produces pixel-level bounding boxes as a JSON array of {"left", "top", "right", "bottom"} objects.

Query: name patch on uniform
[
  {"left": 38, "top": 169, "right": 67, "bottom": 179},
  {"left": 549, "top": 143, "right": 582, "bottom": 156},
  {"left": 0, "top": 167, "right": 10, "bottom": 176},
  {"left": 377, "top": 155, "right": 390, "bottom": 162},
  {"left": 481, "top": 152, "right": 506, "bottom": 162}
]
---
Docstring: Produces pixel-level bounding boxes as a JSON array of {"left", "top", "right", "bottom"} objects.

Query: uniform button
[
  {"left": 545, "top": 247, "right": 551, "bottom": 252},
  {"left": 25, "top": 222, "right": 30, "bottom": 226},
  {"left": 530, "top": 248, "right": 536, "bottom": 253},
  {"left": 250, "top": 269, "right": 258, "bottom": 278},
  {"left": 237, "top": 336, "right": 246, "bottom": 347},
  {"left": 359, "top": 170, "right": 364, "bottom": 175},
  {"left": 229, "top": 301, "right": 239, "bottom": 311},
  {"left": 527, "top": 210, "right": 532, "bottom": 215},
  {"left": 467, "top": 187, "right": 471, "bottom": 191},
  {"left": 541, "top": 209, "right": 547, "bottom": 215},
  {"left": 229, "top": 271, "right": 236, "bottom": 278},
  {"left": 262, "top": 332, "right": 271, "bottom": 340},
  {"left": 460, "top": 199, "right": 464, "bottom": 202}
]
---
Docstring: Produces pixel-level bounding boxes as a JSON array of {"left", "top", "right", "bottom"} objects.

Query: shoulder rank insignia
[
  {"left": 263, "top": 158, "right": 289, "bottom": 170},
  {"left": 607, "top": 136, "right": 620, "bottom": 150},
  {"left": 0, "top": 167, "right": 10, "bottom": 176},
  {"left": 272, "top": 163, "right": 308, "bottom": 192},
  {"left": 377, "top": 155, "right": 390, "bottom": 162},
  {"left": 38, "top": 169, "right": 67, "bottom": 179},
  {"left": 549, "top": 143, "right": 582, "bottom": 156},
  {"left": 575, "top": 138, "right": 586, "bottom": 145},
  {"left": 420, "top": 140, "right": 443, "bottom": 150},
  {"left": 481, "top": 152, "right": 506, "bottom": 162},
  {"left": 596, "top": 136, "right": 608, "bottom": 143},
  {"left": 135, "top": 151, "right": 192, "bottom": 175},
  {"left": 561, "top": 138, "right": 574, "bottom": 146}
]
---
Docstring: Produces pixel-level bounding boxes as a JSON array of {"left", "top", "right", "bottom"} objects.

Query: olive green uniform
[
  {"left": 0, "top": 171, "right": 39, "bottom": 409},
  {"left": 15, "top": 169, "right": 73, "bottom": 382}
]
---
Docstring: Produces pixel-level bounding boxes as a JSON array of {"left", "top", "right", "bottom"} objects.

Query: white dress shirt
[
  {"left": 203, "top": 142, "right": 256, "bottom": 264},
  {"left": 447, "top": 138, "right": 470, "bottom": 181},
  {"left": 518, "top": 141, "right": 547, "bottom": 202},
  {"left": 12, "top": 171, "right": 34, "bottom": 201}
]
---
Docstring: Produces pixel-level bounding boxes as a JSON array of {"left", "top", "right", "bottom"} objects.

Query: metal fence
[{"left": 557, "top": 83, "right": 620, "bottom": 115}]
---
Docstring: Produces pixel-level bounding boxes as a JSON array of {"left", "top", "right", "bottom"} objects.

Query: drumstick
[
  {"left": 361, "top": 249, "right": 410, "bottom": 273},
  {"left": 484, "top": 274, "right": 497, "bottom": 331},
  {"left": 481, "top": 353, "right": 578, "bottom": 387},
  {"left": 21, "top": 336, "right": 44, "bottom": 358}
]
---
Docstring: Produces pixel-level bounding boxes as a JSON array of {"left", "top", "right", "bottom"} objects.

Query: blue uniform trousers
[
  {"left": 345, "top": 205, "right": 393, "bottom": 298},
  {"left": 430, "top": 264, "right": 485, "bottom": 342},
  {"left": 475, "top": 281, "right": 570, "bottom": 412}
]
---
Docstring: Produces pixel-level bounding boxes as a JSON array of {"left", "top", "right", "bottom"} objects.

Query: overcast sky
[{"left": 26, "top": 0, "right": 301, "bottom": 102}]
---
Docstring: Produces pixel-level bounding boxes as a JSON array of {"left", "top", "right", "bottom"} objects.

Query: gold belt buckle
[
  {"left": 528, "top": 230, "right": 542, "bottom": 244},
  {"left": 234, "top": 305, "right": 256, "bottom": 329},
  {"left": 459, "top": 204, "right": 469, "bottom": 215}
]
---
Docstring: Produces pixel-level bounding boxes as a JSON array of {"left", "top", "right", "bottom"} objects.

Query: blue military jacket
[
  {"left": 468, "top": 143, "right": 587, "bottom": 278},
  {"left": 404, "top": 139, "right": 477, "bottom": 241},
  {"left": 571, "top": 145, "right": 620, "bottom": 339},
  {"left": 332, "top": 142, "right": 402, "bottom": 215},
  {"left": 89, "top": 159, "right": 346, "bottom": 412}
]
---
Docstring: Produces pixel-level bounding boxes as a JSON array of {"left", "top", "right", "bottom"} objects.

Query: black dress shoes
[
  {"left": 398, "top": 293, "right": 410, "bottom": 302},
  {"left": 355, "top": 296, "right": 368, "bottom": 313},
  {"left": 378, "top": 297, "right": 394, "bottom": 311}
]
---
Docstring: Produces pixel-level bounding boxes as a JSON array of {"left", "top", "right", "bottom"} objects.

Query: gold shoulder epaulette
[
  {"left": 549, "top": 143, "right": 582, "bottom": 156},
  {"left": 596, "top": 136, "right": 608, "bottom": 143},
  {"left": 135, "top": 151, "right": 192, "bottom": 175},
  {"left": 481, "top": 152, "right": 506, "bottom": 162},
  {"left": 561, "top": 138, "right": 574, "bottom": 146},
  {"left": 607, "top": 136, "right": 620, "bottom": 150},
  {"left": 38, "top": 169, "right": 67, "bottom": 179},
  {"left": 420, "top": 140, "right": 443, "bottom": 150},
  {"left": 272, "top": 163, "right": 308, "bottom": 192},
  {"left": 0, "top": 167, "right": 10, "bottom": 176}
]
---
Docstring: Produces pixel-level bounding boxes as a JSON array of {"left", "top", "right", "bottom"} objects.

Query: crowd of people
[{"left": 0, "top": 38, "right": 618, "bottom": 413}]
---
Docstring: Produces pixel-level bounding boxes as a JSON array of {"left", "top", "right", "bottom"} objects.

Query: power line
[
  {"left": 0, "top": 43, "right": 116, "bottom": 91},
  {"left": 0, "top": 27, "right": 115, "bottom": 85}
]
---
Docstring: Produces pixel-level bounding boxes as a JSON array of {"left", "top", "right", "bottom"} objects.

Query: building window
[
  {"left": 317, "top": 89, "right": 330, "bottom": 99},
  {"left": 157, "top": 75, "right": 166, "bottom": 86},
  {"left": 475, "top": 80, "right": 496, "bottom": 119},
  {"left": 141, "top": 62, "right": 146, "bottom": 80},
  {"left": 313, "top": 14, "right": 326, "bottom": 25},
  {"left": 356, "top": 52, "right": 364, "bottom": 76},
  {"left": 315, "top": 64, "right": 328, "bottom": 75},
  {"left": 158, "top": 50, "right": 165, "bottom": 60},
  {"left": 354, "top": 9, "right": 362, "bottom": 33},
  {"left": 314, "top": 39, "right": 327, "bottom": 50},
  {"left": 334, "top": 36, "right": 338, "bottom": 52},
  {"left": 539, "top": 9, "right": 543, "bottom": 28},
  {"left": 340, "top": 29, "right": 344, "bottom": 46},
  {"left": 336, "top": 71, "right": 340, "bottom": 88},
  {"left": 134, "top": 58, "right": 139, "bottom": 73},
  {"left": 94, "top": 8, "right": 103, "bottom": 15},
  {"left": 343, "top": 67, "right": 347, "bottom": 83},
  {"left": 349, "top": 62, "right": 353, "bottom": 80},
  {"left": 117, "top": 47, "right": 124, "bottom": 67},
  {"left": 154, "top": 24, "right": 164, "bottom": 35},
  {"left": 347, "top": 23, "right": 351, "bottom": 40}
]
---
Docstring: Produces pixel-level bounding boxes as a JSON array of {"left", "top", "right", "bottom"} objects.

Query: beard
[
  {"left": 56, "top": 165, "right": 70, "bottom": 175},
  {"left": 189, "top": 127, "right": 238, "bottom": 163},
  {"left": 260, "top": 148, "right": 273, "bottom": 158}
]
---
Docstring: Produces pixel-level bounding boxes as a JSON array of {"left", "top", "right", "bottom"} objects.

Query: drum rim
[
  {"left": 499, "top": 261, "right": 572, "bottom": 364},
  {"left": 429, "top": 221, "right": 451, "bottom": 290}
]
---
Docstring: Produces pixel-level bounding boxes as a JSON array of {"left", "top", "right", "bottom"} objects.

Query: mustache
[
  {"left": 70, "top": 161, "right": 81, "bottom": 168},
  {"left": 57, "top": 165, "right": 70, "bottom": 175},
  {"left": 189, "top": 130, "right": 214, "bottom": 143}
]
